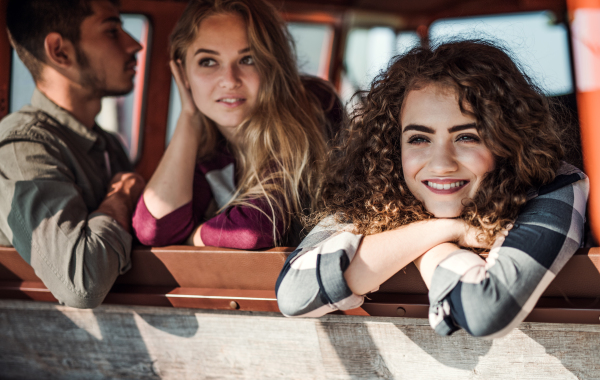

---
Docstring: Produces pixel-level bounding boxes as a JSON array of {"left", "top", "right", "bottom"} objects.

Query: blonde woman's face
[
  {"left": 400, "top": 83, "right": 495, "bottom": 218},
  {"left": 183, "top": 12, "right": 260, "bottom": 142}
]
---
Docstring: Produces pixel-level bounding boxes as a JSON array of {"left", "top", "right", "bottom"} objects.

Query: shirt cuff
[{"left": 428, "top": 249, "right": 486, "bottom": 335}]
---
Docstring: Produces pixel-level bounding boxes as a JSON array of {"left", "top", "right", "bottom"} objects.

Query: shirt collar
[{"left": 31, "top": 88, "right": 104, "bottom": 152}]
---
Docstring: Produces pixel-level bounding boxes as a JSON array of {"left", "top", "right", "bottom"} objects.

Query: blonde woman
[{"left": 133, "top": 0, "right": 332, "bottom": 249}]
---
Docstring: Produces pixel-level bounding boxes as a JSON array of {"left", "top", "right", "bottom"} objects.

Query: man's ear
[{"left": 44, "top": 32, "right": 76, "bottom": 68}]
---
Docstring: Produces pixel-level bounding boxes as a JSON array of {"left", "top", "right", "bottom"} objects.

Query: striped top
[{"left": 276, "top": 162, "right": 588, "bottom": 338}]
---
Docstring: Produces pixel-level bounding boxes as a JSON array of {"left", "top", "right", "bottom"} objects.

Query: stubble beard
[{"left": 76, "top": 46, "right": 135, "bottom": 98}]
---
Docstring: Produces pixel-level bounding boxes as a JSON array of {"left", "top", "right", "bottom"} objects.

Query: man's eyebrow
[
  {"left": 448, "top": 123, "right": 477, "bottom": 133},
  {"left": 102, "top": 16, "right": 122, "bottom": 25},
  {"left": 402, "top": 124, "right": 435, "bottom": 134}
]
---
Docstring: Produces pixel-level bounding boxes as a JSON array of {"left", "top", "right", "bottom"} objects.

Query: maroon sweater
[{"left": 132, "top": 148, "right": 284, "bottom": 249}]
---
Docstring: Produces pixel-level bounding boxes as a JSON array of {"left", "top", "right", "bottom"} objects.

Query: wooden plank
[
  {"left": 1, "top": 299, "right": 599, "bottom": 379},
  {"left": 2, "top": 246, "right": 600, "bottom": 323}
]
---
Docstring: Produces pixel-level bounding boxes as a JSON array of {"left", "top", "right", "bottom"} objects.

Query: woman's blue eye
[
  {"left": 408, "top": 135, "right": 429, "bottom": 144},
  {"left": 456, "top": 134, "right": 480, "bottom": 143},
  {"left": 240, "top": 55, "right": 255, "bottom": 65},
  {"left": 199, "top": 58, "right": 217, "bottom": 67}
]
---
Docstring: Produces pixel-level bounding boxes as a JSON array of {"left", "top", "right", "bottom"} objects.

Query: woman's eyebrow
[
  {"left": 448, "top": 123, "right": 477, "bottom": 133},
  {"left": 193, "top": 47, "right": 251, "bottom": 56},
  {"left": 194, "top": 48, "right": 219, "bottom": 56},
  {"left": 403, "top": 124, "right": 435, "bottom": 133}
]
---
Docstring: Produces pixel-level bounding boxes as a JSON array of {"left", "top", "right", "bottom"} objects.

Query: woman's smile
[
  {"left": 401, "top": 83, "right": 496, "bottom": 218},
  {"left": 423, "top": 179, "right": 469, "bottom": 194},
  {"left": 217, "top": 96, "right": 247, "bottom": 107}
]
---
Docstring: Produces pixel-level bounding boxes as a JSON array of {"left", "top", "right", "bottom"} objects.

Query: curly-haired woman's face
[{"left": 400, "top": 83, "right": 495, "bottom": 218}]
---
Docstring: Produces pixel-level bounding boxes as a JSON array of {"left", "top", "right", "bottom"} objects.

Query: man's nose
[
  {"left": 219, "top": 64, "right": 242, "bottom": 89},
  {"left": 123, "top": 31, "right": 142, "bottom": 55},
  {"left": 428, "top": 142, "right": 459, "bottom": 174}
]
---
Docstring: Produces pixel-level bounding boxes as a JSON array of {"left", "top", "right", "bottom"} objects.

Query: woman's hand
[
  {"left": 170, "top": 60, "right": 201, "bottom": 120},
  {"left": 453, "top": 219, "right": 493, "bottom": 250}
]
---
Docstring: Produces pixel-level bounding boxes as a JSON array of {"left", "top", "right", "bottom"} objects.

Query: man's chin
[{"left": 102, "top": 86, "right": 135, "bottom": 97}]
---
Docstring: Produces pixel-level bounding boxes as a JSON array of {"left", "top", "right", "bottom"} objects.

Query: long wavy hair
[
  {"left": 170, "top": 0, "right": 328, "bottom": 244},
  {"left": 319, "top": 40, "right": 565, "bottom": 242}
]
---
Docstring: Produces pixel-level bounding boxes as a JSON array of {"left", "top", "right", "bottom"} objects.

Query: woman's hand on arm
[
  {"left": 414, "top": 222, "right": 492, "bottom": 288},
  {"left": 343, "top": 218, "right": 469, "bottom": 295},
  {"left": 185, "top": 224, "right": 205, "bottom": 246},
  {"left": 142, "top": 60, "right": 203, "bottom": 219}
]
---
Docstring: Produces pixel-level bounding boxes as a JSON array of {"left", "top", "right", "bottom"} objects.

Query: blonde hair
[{"left": 170, "top": 0, "right": 328, "bottom": 244}]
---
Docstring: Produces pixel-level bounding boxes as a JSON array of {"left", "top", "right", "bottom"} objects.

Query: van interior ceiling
[{"left": 0, "top": 0, "right": 600, "bottom": 323}]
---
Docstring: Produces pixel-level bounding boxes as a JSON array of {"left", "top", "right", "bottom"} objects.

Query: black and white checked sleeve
[
  {"left": 276, "top": 216, "right": 365, "bottom": 317},
  {"left": 428, "top": 163, "right": 588, "bottom": 338}
]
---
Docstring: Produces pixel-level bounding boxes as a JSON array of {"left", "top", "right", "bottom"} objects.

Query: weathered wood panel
[{"left": 1, "top": 300, "right": 600, "bottom": 379}]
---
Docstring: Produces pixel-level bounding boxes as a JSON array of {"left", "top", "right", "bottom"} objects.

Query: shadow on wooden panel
[
  {"left": 318, "top": 320, "right": 394, "bottom": 379},
  {"left": 0, "top": 303, "right": 161, "bottom": 379},
  {"left": 394, "top": 323, "right": 493, "bottom": 371},
  {"left": 519, "top": 324, "right": 600, "bottom": 379}
]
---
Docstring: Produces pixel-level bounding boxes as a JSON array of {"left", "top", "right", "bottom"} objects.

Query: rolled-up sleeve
[
  {"left": 0, "top": 141, "right": 132, "bottom": 308},
  {"left": 428, "top": 173, "right": 589, "bottom": 338},
  {"left": 276, "top": 216, "right": 365, "bottom": 317},
  {"left": 201, "top": 197, "right": 286, "bottom": 250}
]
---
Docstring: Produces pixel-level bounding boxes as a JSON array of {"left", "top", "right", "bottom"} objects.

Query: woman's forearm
[
  {"left": 143, "top": 115, "right": 201, "bottom": 219},
  {"left": 344, "top": 219, "right": 462, "bottom": 295},
  {"left": 414, "top": 242, "right": 473, "bottom": 288}
]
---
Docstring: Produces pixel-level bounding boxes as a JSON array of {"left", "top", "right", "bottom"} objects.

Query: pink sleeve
[
  {"left": 200, "top": 197, "right": 284, "bottom": 250},
  {"left": 132, "top": 196, "right": 195, "bottom": 246}
]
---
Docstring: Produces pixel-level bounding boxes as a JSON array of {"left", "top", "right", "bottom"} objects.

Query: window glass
[
  {"left": 287, "top": 22, "right": 334, "bottom": 78},
  {"left": 9, "top": 14, "right": 151, "bottom": 162},
  {"left": 429, "top": 11, "right": 573, "bottom": 95},
  {"left": 341, "top": 28, "right": 419, "bottom": 104},
  {"left": 166, "top": 21, "right": 334, "bottom": 145}
]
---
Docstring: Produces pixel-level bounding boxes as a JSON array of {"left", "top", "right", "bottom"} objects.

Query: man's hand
[{"left": 96, "top": 172, "right": 146, "bottom": 233}]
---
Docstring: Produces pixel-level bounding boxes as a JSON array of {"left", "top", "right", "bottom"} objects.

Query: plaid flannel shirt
[{"left": 276, "top": 162, "right": 588, "bottom": 338}]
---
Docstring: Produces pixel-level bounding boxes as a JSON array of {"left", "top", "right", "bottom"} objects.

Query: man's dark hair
[{"left": 6, "top": 0, "right": 120, "bottom": 81}]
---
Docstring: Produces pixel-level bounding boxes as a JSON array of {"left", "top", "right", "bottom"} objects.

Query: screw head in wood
[
  {"left": 230, "top": 301, "right": 240, "bottom": 310},
  {"left": 396, "top": 307, "right": 406, "bottom": 317}
]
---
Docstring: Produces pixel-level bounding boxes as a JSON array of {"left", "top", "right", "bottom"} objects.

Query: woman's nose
[
  {"left": 428, "top": 143, "right": 459, "bottom": 174},
  {"left": 219, "top": 64, "right": 242, "bottom": 89}
]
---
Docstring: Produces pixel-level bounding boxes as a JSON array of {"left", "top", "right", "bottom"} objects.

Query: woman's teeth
[
  {"left": 220, "top": 98, "right": 242, "bottom": 103},
  {"left": 427, "top": 181, "right": 466, "bottom": 190}
]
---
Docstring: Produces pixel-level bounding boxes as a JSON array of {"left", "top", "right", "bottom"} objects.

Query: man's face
[{"left": 76, "top": 1, "right": 142, "bottom": 97}]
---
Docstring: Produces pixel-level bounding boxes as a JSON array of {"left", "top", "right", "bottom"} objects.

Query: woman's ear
[
  {"left": 177, "top": 59, "right": 191, "bottom": 90},
  {"left": 44, "top": 32, "right": 75, "bottom": 68}
]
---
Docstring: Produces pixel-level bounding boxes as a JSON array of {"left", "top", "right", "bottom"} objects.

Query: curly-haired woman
[
  {"left": 276, "top": 40, "right": 588, "bottom": 338},
  {"left": 132, "top": 0, "right": 341, "bottom": 249}
]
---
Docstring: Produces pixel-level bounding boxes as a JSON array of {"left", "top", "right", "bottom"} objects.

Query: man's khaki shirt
[{"left": 0, "top": 89, "right": 133, "bottom": 308}]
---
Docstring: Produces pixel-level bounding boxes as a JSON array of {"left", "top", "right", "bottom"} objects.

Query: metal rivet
[
  {"left": 229, "top": 301, "right": 239, "bottom": 310},
  {"left": 396, "top": 307, "right": 406, "bottom": 317}
]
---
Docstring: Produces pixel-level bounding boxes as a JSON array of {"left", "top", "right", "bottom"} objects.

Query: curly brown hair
[{"left": 319, "top": 39, "right": 565, "bottom": 242}]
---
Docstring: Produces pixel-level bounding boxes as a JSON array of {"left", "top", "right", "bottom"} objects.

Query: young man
[{"left": 0, "top": 0, "right": 146, "bottom": 308}]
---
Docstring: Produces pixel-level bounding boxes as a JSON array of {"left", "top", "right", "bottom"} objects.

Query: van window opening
[
  {"left": 429, "top": 11, "right": 573, "bottom": 96},
  {"left": 341, "top": 28, "right": 420, "bottom": 106},
  {"left": 8, "top": 14, "right": 151, "bottom": 163}
]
